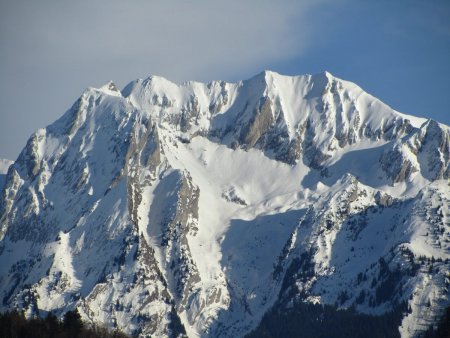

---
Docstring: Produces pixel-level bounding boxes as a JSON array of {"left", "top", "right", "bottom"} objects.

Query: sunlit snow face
[{"left": 0, "top": 67, "right": 448, "bottom": 338}]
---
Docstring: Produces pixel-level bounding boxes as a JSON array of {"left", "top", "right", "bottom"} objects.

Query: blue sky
[{"left": 1, "top": 0, "right": 449, "bottom": 160}]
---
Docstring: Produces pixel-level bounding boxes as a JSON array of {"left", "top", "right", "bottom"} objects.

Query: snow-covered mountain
[{"left": 0, "top": 71, "right": 449, "bottom": 338}]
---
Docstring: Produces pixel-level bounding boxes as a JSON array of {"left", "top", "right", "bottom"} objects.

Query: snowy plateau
[{"left": 0, "top": 71, "right": 449, "bottom": 338}]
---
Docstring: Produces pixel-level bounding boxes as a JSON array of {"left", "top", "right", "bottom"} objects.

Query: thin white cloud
[
  {"left": 0, "top": 0, "right": 327, "bottom": 159},
  {"left": 1, "top": 0, "right": 321, "bottom": 83}
]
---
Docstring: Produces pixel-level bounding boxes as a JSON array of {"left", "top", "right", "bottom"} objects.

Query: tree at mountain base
[
  {"left": 0, "top": 310, "right": 129, "bottom": 338},
  {"left": 246, "top": 301, "right": 407, "bottom": 338}
]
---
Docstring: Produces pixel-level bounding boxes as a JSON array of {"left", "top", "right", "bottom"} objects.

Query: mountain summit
[{"left": 0, "top": 71, "right": 449, "bottom": 337}]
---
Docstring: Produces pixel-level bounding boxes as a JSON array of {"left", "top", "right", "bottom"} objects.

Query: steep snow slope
[{"left": 0, "top": 71, "right": 449, "bottom": 338}]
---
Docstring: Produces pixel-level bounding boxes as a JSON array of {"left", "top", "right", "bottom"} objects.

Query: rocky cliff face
[{"left": 0, "top": 71, "right": 449, "bottom": 338}]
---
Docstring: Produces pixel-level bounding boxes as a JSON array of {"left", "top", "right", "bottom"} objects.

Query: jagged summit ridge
[
  {"left": 119, "top": 70, "right": 440, "bottom": 168},
  {"left": 0, "top": 71, "right": 449, "bottom": 338}
]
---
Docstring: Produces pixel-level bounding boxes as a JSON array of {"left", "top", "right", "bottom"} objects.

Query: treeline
[
  {"left": 0, "top": 309, "right": 129, "bottom": 338},
  {"left": 245, "top": 301, "right": 406, "bottom": 338},
  {"left": 424, "top": 306, "right": 450, "bottom": 338}
]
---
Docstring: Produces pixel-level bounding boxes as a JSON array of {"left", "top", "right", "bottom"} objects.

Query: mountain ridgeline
[{"left": 0, "top": 71, "right": 449, "bottom": 338}]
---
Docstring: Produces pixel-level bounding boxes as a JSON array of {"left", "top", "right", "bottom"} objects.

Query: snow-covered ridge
[
  {"left": 120, "top": 70, "right": 443, "bottom": 171},
  {"left": 0, "top": 71, "right": 448, "bottom": 338}
]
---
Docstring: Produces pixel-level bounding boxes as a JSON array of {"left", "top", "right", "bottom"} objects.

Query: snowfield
[{"left": 0, "top": 70, "right": 449, "bottom": 338}]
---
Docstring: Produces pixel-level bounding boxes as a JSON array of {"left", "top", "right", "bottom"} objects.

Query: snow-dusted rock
[{"left": 0, "top": 71, "right": 449, "bottom": 338}]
